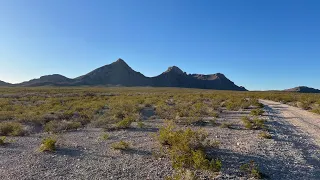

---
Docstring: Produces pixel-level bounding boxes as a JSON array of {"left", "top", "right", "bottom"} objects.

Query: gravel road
[{"left": 259, "top": 99, "right": 320, "bottom": 179}]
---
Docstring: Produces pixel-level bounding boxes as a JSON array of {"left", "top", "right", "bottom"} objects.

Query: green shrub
[
  {"left": 100, "top": 133, "right": 110, "bottom": 140},
  {"left": 242, "top": 116, "right": 265, "bottom": 130},
  {"left": 0, "top": 136, "right": 6, "bottom": 145},
  {"left": 111, "top": 140, "right": 130, "bottom": 150},
  {"left": 259, "top": 132, "right": 272, "bottom": 139},
  {"left": 115, "top": 116, "right": 135, "bottom": 129},
  {"left": 220, "top": 122, "right": 232, "bottom": 129},
  {"left": 240, "top": 160, "right": 262, "bottom": 179},
  {"left": 0, "top": 122, "right": 24, "bottom": 136},
  {"left": 253, "top": 118, "right": 265, "bottom": 129},
  {"left": 44, "top": 120, "right": 81, "bottom": 133},
  {"left": 157, "top": 121, "right": 221, "bottom": 173},
  {"left": 39, "top": 137, "right": 56, "bottom": 152},
  {"left": 137, "top": 121, "right": 146, "bottom": 128},
  {"left": 250, "top": 109, "right": 264, "bottom": 116},
  {"left": 241, "top": 116, "right": 252, "bottom": 129},
  {"left": 166, "top": 169, "right": 197, "bottom": 180}
]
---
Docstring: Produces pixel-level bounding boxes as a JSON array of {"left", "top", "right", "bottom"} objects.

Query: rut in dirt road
[{"left": 260, "top": 99, "right": 320, "bottom": 179}]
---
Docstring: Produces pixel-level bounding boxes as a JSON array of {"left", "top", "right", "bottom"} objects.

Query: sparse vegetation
[
  {"left": 259, "top": 131, "right": 272, "bottom": 139},
  {"left": 39, "top": 137, "right": 57, "bottom": 152},
  {"left": 242, "top": 116, "right": 265, "bottom": 130},
  {"left": 44, "top": 120, "right": 81, "bottom": 133},
  {"left": 0, "top": 122, "right": 24, "bottom": 136},
  {"left": 240, "top": 160, "right": 262, "bottom": 179},
  {"left": 250, "top": 108, "right": 265, "bottom": 116},
  {"left": 100, "top": 133, "right": 110, "bottom": 140},
  {"left": 137, "top": 121, "right": 146, "bottom": 128},
  {"left": 220, "top": 122, "right": 232, "bottom": 129},
  {"left": 157, "top": 121, "right": 221, "bottom": 177},
  {"left": 112, "top": 140, "right": 130, "bottom": 150},
  {"left": 0, "top": 136, "right": 6, "bottom": 145},
  {"left": 115, "top": 116, "right": 135, "bottom": 129}
]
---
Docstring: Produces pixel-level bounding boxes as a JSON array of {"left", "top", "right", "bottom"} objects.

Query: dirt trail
[
  {"left": 260, "top": 99, "right": 320, "bottom": 146},
  {"left": 259, "top": 99, "right": 320, "bottom": 179}
]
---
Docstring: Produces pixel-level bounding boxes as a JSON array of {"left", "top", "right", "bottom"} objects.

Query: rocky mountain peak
[{"left": 165, "top": 66, "right": 184, "bottom": 74}]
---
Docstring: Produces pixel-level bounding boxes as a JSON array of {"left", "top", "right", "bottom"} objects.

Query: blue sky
[{"left": 0, "top": 0, "right": 319, "bottom": 90}]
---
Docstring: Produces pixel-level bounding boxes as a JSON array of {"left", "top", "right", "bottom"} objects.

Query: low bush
[
  {"left": 0, "top": 136, "right": 6, "bottom": 145},
  {"left": 115, "top": 116, "right": 135, "bottom": 129},
  {"left": 111, "top": 140, "right": 130, "bottom": 150},
  {"left": 157, "top": 121, "right": 221, "bottom": 174},
  {"left": 39, "top": 137, "right": 56, "bottom": 152},
  {"left": 259, "top": 132, "right": 272, "bottom": 139},
  {"left": 241, "top": 116, "right": 265, "bottom": 130},
  {"left": 250, "top": 109, "right": 265, "bottom": 116},
  {"left": 240, "top": 160, "right": 262, "bottom": 179},
  {"left": 220, "top": 122, "right": 232, "bottom": 129},
  {"left": 0, "top": 122, "right": 24, "bottom": 136},
  {"left": 137, "top": 121, "right": 146, "bottom": 128},
  {"left": 100, "top": 133, "right": 110, "bottom": 140},
  {"left": 166, "top": 169, "right": 197, "bottom": 180},
  {"left": 44, "top": 120, "right": 81, "bottom": 133}
]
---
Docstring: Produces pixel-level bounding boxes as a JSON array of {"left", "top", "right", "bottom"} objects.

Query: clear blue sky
[{"left": 0, "top": 0, "right": 319, "bottom": 90}]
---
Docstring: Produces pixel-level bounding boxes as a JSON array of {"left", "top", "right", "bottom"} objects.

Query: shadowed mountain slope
[
  {"left": 284, "top": 86, "right": 320, "bottom": 93},
  {"left": 4, "top": 59, "right": 247, "bottom": 91}
]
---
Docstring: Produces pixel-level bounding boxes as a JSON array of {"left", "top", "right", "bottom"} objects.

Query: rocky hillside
[
  {"left": 0, "top": 80, "right": 12, "bottom": 86},
  {"left": 19, "top": 74, "right": 74, "bottom": 87},
  {"left": 2, "top": 59, "right": 247, "bottom": 91},
  {"left": 284, "top": 86, "right": 320, "bottom": 93}
]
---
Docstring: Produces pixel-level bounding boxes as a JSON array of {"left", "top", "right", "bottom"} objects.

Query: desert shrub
[
  {"left": 253, "top": 118, "right": 265, "bottom": 129},
  {"left": 137, "top": 121, "right": 146, "bottom": 128},
  {"left": 166, "top": 169, "right": 197, "bottom": 180},
  {"left": 311, "top": 107, "right": 320, "bottom": 115},
  {"left": 115, "top": 116, "right": 135, "bottom": 129},
  {"left": 111, "top": 140, "right": 130, "bottom": 150},
  {"left": 250, "top": 108, "right": 264, "bottom": 116},
  {"left": 0, "top": 122, "right": 24, "bottom": 136},
  {"left": 39, "top": 137, "right": 56, "bottom": 152},
  {"left": 100, "top": 133, "right": 110, "bottom": 140},
  {"left": 242, "top": 116, "right": 265, "bottom": 130},
  {"left": 240, "top": 160, "right": 262, "bottom": 179},
  {"left": 220, "top": 122, "right": 232, "bottom": 129},
  {"left": 0, "top": 136, "right": 6, "bottom": 145},
  {"left": 297, "top": 101, "right": 311, "bottom": 110},
  {"left": 209, "top": 118, "right": 217, "bottom": 126},
  {"left": 259, "top": 132, "right": 272, "bottom": 139},
  {"left": 44, "top": 120, "right": 81, "bottom": 133},
  {"left": 157, "top": 121, "right": 221, "bottom": 173}
]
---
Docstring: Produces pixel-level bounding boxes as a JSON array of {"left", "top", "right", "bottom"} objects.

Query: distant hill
[
  {"left": 284, "top": 86, "right": 320, "bottom": 93},
  {"left": 2, "top": 59, "right": 247, "bottom": 91},
  {"left": 0, "top": 80, "right": 12, "bottom": 86},
  {"left": 19, "top": 74, "right": 73, "bottom": 86}
]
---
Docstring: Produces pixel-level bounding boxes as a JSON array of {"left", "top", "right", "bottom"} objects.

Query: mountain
[
  {"left": 6, "top": 58, "right": 247, "bottom": 91},
  {"left": 151, "top": 66, "right": 246, "bottom": 91},
  {"left": 0, "top": 80, "right": 12, "bottom": 86},
  {"left": 74, "top": 59, "right": 151, "bottom": 86},
  {"left": 19, "top": 74, "right": 73, "bottom": 86},
  {"left": 284, "top": 86, "right": 320, "bottom": 93}
]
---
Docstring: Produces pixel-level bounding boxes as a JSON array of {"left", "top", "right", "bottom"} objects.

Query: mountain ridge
[
  {"left": 284, "top": 86, "right": 320, "bottom": 93},
  {"left": 0, "top": 58, "right": 247, "bottom": 91}
]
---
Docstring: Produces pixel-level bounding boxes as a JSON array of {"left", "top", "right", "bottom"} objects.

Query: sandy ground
[{"left": 0, "top": 101, "right": 319, "bottom": 179}]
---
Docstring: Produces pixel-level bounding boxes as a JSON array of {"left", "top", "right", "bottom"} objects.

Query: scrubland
[{"left": 0, "top": 87, "right": 319, "bottom": 179}]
